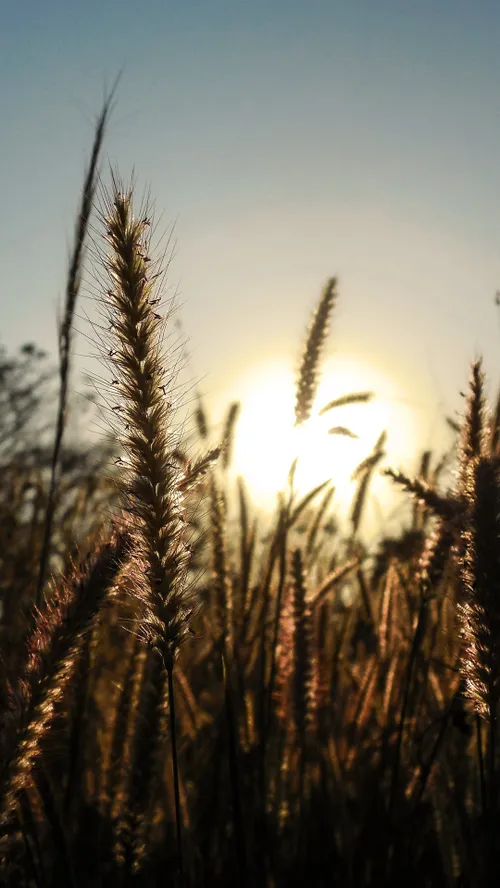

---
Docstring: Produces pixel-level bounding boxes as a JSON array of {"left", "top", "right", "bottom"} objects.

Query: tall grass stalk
[
  {"left": 36, "top": 94, "right": 114, "bottom": 605},
  {"left": 97, "top": 179, "right": 196, "bottom": 884},
  {"left": 0, "top": 527, "right": 129, "bottom": 832}
]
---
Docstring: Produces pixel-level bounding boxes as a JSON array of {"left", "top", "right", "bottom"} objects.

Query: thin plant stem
[
  {"left": 488, "top": 710, "right": 496, "bottom": 814},
  {"left": 476, "top": 714, "right": 487, "bottom": 819},
  {"left": 167, "top": 660, "right": 184, "bottom": 888},
  {"left": 222, "top": 652, "right": 248, "bottom": 887},
  {"left": 20, "top": 790, "right": 48, "bottom": 888}
]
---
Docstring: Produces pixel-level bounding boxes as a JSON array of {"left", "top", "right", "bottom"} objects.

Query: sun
[{"left": 223, "top": 357, "right": 418, "bottom": 521}]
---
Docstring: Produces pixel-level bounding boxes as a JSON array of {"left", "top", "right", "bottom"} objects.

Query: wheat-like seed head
[
  {"left": 221, "top": 401, "right": 240, "bottom": 470},
  {"left": 458, "top": 360, "right": 487, "bottom": 484},
  {"left": 97, "top": 179, "right": 195, "bottom": 665},
  {"left": 459, "top": 456, "right": 500, "bottom": 721},
  {"left": 290, "top": 549, "right": 318, "bottom": 740},
  {"left": 385, "top": 468, "right": 464, "bottom": 525},
  {"left": 209, "top": 476, "right": 233, "bottom": 654},
  {"left": 295, "top": 278, "right": 336, "bottom": 426},
  {"left": 0, "top": 527, "right": 129, "bottom": 830}
]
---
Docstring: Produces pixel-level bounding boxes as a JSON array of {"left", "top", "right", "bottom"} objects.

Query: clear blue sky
[{"left": 3, "top": 0, "right": 500, "bottom": 484}]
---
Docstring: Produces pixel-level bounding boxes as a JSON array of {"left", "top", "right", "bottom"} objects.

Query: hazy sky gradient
[{"left": 3, "top": 1, "right": 500, "bottom": 490}]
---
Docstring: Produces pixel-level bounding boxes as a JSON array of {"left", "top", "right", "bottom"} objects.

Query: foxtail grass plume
[
  {"left": 98, "top": 179, "right": 194, "bottom": 666},
  {"left": 385, "top": 468, "right": 463, "bottom": 525},
  {"left": 459, "top": 455, "right": 500, "bottom": 722},
  {"left": 295, "top": 278, "right": 336, "bottom": 426},
  {"left": 319, "top": 390, "right": 374, "bottom": 415},
  {"left": 459, "top": 359, "right": 487, "bottom": 478},
  {"left": 290, "top": 549, "right": 317, "bottom": 740},
  {"left": 0, "top": 527, "right": 129, "bottom": 829},
  {"left": 209, "top": 476, "right": 233, "bottom": 654},
  {"left": 221, "top": 401, "right": 240, "bottom": 470}
]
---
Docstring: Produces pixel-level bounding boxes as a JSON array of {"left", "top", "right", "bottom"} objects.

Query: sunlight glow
[{"left": 224, "top": 357, "right": 419, "bottom": 525}]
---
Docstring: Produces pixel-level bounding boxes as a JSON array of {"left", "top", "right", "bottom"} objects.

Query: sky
[{"left": 3, "top": 1, "right": 500, "bottom": 520}]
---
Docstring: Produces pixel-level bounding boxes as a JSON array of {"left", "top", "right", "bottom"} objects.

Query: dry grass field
[{"left": 1, "top": 101, "right": 499, "bottom": 888}]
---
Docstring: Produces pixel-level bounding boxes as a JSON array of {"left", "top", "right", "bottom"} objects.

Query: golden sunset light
[
  {"left": 5, "top": 4, "right": 500, "bottom": 884},
  {"left": 224, "top": 356, "right": 420, "bottom": 524}
]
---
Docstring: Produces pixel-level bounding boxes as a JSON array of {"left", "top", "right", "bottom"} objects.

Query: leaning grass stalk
[
  {"left": 243, "top": 512, "right": 281, "bottom": 649},
  {"left": 0, "top": 527, "right": 129, "bottom": 831},
  {"left": 178, "top": 446, "right": 221, "bottom": 493},
  {"left": 319, "top": 390, "right": 374, "bottom": 415},
  {"left": 357, "top": 567, "right": 375, "bottom": 627},
  {"left": 288, "top": 479, "right": 331, "bottom": 530},
  {"left": 411, "top": 691, "right": 458, "bottom": 808},
  {"left": 310, "top": 558, "right": 361, "bottom": 609},
  {"left": 351, "top": 432, "right": 386, "bottom": 538},
  {"left": 306, "top": 484, "right": 335, "bottom": 558},
  {"left": 385, "top": 468, "right": 463, "bottom": 524},
  {"left": 36, "top": 93, "right": 114, "bottom": 605}
]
